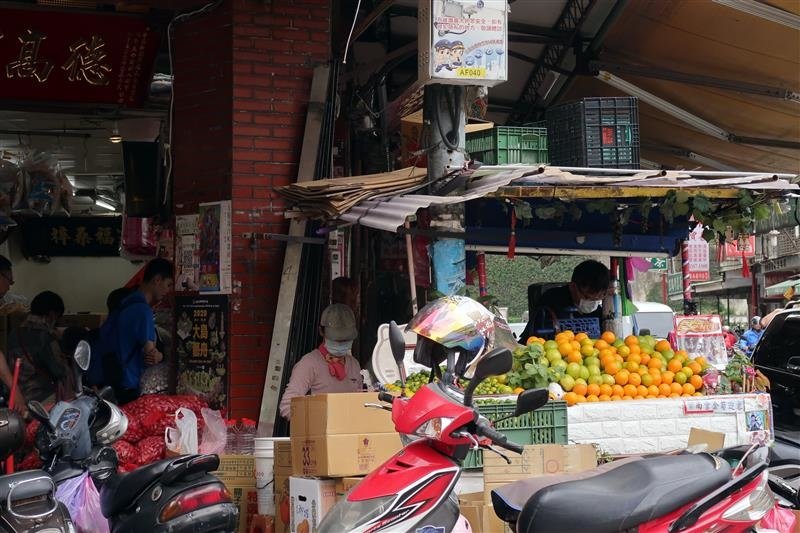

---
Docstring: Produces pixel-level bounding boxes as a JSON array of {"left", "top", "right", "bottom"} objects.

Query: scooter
[
  {"left": 27, "top": 341, "right": 238, "bottom": 532},
  {"left": 0, "top": 408, "right": 75, "bottom": 532},
  {"left": 320, "top": 321, "right": 775, "bottom": 533}
]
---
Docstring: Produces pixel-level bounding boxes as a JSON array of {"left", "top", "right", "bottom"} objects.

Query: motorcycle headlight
[
  {"left": 413, "top": 417, "right": 455, "bottom": 439},
  {"left": 722, "top": 472, "right": 774, "bottom": 522}
]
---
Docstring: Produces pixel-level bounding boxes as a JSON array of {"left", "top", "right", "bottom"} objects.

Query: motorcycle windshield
[{"left": 318, "top": 495, "right": 394, "bottom": 532}]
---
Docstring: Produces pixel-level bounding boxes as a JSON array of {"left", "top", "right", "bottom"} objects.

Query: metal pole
[
  {"left": 661, "top": 272, "right": 668, "bottom": 304},
  {"left": 681, "top": 240, "right": 693, "bottom": 308},
  {"left": 477, "top": 252, "right": 488, "bottom": 297},
  {"left": 404, "top": 221, "right": 419, "bottom": 314}
]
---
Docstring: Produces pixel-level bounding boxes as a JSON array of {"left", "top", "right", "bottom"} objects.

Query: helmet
[
  {"left": 92, "top": 400, "right": 128, "bottom": 445},
  {"left": 407, "top": 295, "right": 517, "bottom": 376}
]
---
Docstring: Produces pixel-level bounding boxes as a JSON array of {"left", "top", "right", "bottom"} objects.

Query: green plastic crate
[
  {"left": 462, "top": 400, "right": 568, "bottom": 469},
  {"left": 466, "top": 126, "right": 548, "bottom": 165}
]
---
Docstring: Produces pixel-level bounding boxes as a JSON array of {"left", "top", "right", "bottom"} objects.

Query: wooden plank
[{"left": 258, "top": 65, "right": 330, "bottom": 437}]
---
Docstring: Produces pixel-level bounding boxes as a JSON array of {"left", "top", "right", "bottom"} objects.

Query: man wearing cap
[
  {"left": 279, "top": 304, "right": 363, "bottom": 418},
  {"left": 738, "top": 316, "right": 763, "bottom": 355}
]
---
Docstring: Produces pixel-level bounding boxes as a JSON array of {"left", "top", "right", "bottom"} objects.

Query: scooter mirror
[
  {"left": 27, "top": 401, "right": 52, "bottom": 428},
  {"left": 389, "top": 321, "right": 407, "bottom": 387},
  {"left": 463, "top": 348, "right": 512, "bottom": 406},
  {"left": 514, "top": 388, "right": 548, "bottom": 417},
  {"left": 74, "top": 340, "right": 91, "bottom": 371}
]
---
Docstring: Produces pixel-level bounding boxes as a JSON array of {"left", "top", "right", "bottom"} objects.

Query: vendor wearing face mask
[
  {"left": 521, "top": 260, "right": 611, "bottom": 341},
  {"left": 279, "top": 304, "right": 363, "bottom": 419}
]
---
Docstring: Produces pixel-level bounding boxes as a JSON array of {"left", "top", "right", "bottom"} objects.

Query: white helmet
[{"left": 92, "top": 400, "right": 128, "bottom": 445}]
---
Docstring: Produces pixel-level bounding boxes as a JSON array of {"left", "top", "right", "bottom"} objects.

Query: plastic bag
[
  {"left": 165, "top": 407, "right": 198, "bottom": 455},
  {"left": 56, "top": 472, "right": 110, "bottom": 533},
  {"left": 199, "top": 408, "right": 227, "bottom": 455},
  {"left": 760, "top": 505, "right": 796, "bottom": 532}
]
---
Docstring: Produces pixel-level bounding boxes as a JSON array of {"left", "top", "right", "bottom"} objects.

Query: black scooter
[{"left": 28, "top": 341, "right": 238, "bottom": 532}]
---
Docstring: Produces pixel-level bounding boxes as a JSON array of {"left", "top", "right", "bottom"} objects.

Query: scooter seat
[
  {"left": 100, "top": 456, "right": 175, "bottom": 517},
  {"left": 0, "top": 470, "right": 55, "bottom": 503},
  {"left": 516, "top": 453, "right": 731, "bottom": 533}
]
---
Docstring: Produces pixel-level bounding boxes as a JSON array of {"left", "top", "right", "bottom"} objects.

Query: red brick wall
[{"left": 229, "top": 0, "right": 330, "bottom": 418}]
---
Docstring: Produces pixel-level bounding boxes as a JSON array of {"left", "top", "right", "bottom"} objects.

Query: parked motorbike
[
  {"left": 0, "top": 406, "right": 75, "bottom": 532},
  {"left": 28, "top": 340, "right": 238, "bottom": 532}
]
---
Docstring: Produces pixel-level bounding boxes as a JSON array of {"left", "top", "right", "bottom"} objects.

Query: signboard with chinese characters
[
  {"left": 175, "top": 295, "right": 228, "bottom": 410},
  {"left": 0, "top": 7, "right": 160, "bottom": 107},
  {"left": 419, "top": 0, "right": 508, "bottom": 86},
  {"left": 20, "top": 216, "right": 121, "bottom": 257},
  {"left": 723, "top": 235, "right": 756, "bottom": 260},
  {"left": 198, "top": 201, "right": 232, "bottom": 294},
  {"left": 175, "top": 214, "right": 199, "bottom": 292},
  {"left": 683, "top": 393, "right": 773, "bottom": 445},
  {"left": 649, "top": 257, "right": 668, "bottom": 271},
  {"left": 674, "top": 314, "right": 728, "bottom": 367},
  {"left": 687, "top": 228, "right": 710, "bottom": 282}
]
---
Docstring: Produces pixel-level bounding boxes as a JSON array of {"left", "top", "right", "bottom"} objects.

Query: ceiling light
[
  {"left": 712, "top": 0, "right": 800, "bottom": 30},
  {"left": 109, "top": 122, "right": 123, "bottom": 144},
  {"left": 596, "top": 71, "right": 731, "bottom": 141},
  {"left": 95, "top": 198, "right": 117, "bottom": 211},
  {"left": 687, "top": 152, "right": 737, "bottom": 171}
]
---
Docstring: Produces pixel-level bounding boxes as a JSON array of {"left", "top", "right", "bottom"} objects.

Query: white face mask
[
  {"left": 577, "top": 299, "right": 601, "bottom": 314},
  {"left": 324, "top": 338, "right": 352, "bottom": 356}
]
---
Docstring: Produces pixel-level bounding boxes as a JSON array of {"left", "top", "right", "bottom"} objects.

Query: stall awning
[{"left": 765, "top": 278, "right": 800, "bottom": 296}]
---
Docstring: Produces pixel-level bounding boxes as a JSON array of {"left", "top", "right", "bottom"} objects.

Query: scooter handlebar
[
  {"left": 378, "top": 392, "right": 396, "bottom": 404},
  {"left": 476, "top": 419, "right": 523, "bottom": 454}
]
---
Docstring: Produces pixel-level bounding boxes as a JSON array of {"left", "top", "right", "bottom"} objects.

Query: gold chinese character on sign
[
  {"left": 6, "top": 30, "right": 53, "bottom": 82},
  {"left": 74, "top": 226, "right": 92, "bottom": 247},
  {"left": 50, "top": 226, "right": 69, "bottom": 246},
  {"left": 200, "top": 324, "right": 208, "bottom": 340},
  {"left": 62, "top": 36, "right": 111, "bottom": 86},
  {"left": 95, "top": 227, "right": 114, "bottom": 246},
  {"left": 191, "top": 342, "right": 200, "bottom": 357}
]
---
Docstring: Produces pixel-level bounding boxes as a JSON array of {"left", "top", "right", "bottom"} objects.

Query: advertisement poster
[
  {"left": 175, "top": 295, "right": 228, "bottom": 409},
  {"left": 723, "top": 235, "right": 756, "bottom": 260},
  {"left": 175, "top": 214, "right": 199, "bottom": 292},
  {"left": 674, "top": 314, "right": 728, "bottom": 367},
  {"left": 428, "top": 0, "right": 508, "bottom": 83},
  {"left": 198, "top": 201, "right": 232, "bottom": 294}
]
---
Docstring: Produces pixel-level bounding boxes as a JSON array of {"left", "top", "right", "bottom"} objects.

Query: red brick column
[{"left": 174, "top": 0, "right": 330, "bottom": 419}]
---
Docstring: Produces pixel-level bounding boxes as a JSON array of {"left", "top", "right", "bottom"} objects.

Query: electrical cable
[{"left": 342, "top": 0, "right": 363, "bottom": 65}]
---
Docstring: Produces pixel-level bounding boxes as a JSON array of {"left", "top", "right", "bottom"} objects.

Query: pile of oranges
[{"left": 525, "top": 330, "right": 710, "bottom": 406}]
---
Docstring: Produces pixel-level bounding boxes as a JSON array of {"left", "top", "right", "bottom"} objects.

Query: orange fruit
[
  {"left": 681, "top": 366, "right": 694, "bottom": 377},
  {"left": 598, "top": 394, "right": 611, "bottom": 402},
  {"left": 599, "top": 348, "right": 615, "bottom": 360},
  {"left": 667, "top": 358, "right": 683, "bottom": 373},
  {"left": 580, "top": 344, "right": 594, "bottom": 357},
  {"left": 611, "top": 384, "right": 625, "bottom": 397},
  {"left": 605, "top": 361, "right": 621, "bottom": 376},
  {"left": 669, "top": 393, "right": 681, "bottom": 398},
  {"left": 625, "top": 361, "right": 640, "bottom": 373},
  {"left": 670, "top": 382, "right": 684, "bottom": 395},
  {"left": 558, "top": 343, "right": 572, "bottom": 356},
  {"left": 647, "top": 385, "right": 660, "bottom": 396},
  {"left": 637, "top": 385, "right": 649, "bottom": 397},
  {"left": 611, "top": 395, "right": 622, "bottom": 401},
  {"left": 599, "top": 384, "right": 613, "bottom": 396},
  {"left": 655, "top": 340, "right": 672, "bottom": 353},
  {"left": 659, "top": 383, "right": 672, "bottom": 396},
  {"left": 575, "top": 395, "right": 587, "bottom": 403},
  {"left": 641, "top": 373, "right": 654, "bottom": 387},
  {"left": 573, "top": 383, "right": 588, "bottom": 396},
  {"left": 688, "top": 362, "right": 702, "bottom": 375},
  {"left": 601, "top": 355, "right": 616, "bottom": 369},
  {"left": 575, "top": 332, "right": 588, "bottom": 342},
  {"left": 617, "top": 345, "right": 631, "bottom": 357},
  {"left": 628, "top": 373, "right": 642, "bottom": 387},
  {"left": 624, "top": 335, "right": 639, "bottom": 346},
  {"left": 637, "top": 367, "right": 648, "bottom": 376},
  {"left": 514, "top": 387, "right": 525, "bottom": 394},
  {"left": 622, "top": 396, "right": 633, "bottom": 400},
  {"left": 623, "top": 384, "right": 638, "bottom": 397},
  {"left": 639, "top": 352, "right": 650, "bottom": 365},
  {"left": 626, "top": 353, "right": 641, "bottom": 365},
  {"left": 587, "top": 394, "right": 600, "bottom": 402},
  {"left": 690, "top": 375, "right": 703, "bottom": 390},
  {"left": 629, "top": 344, "right": 641, "bottom": 356},
  {"left": 601, "top": 331, "right": 616, "bottom": 344},
  {"left": 662, "top": 371, "right": 675, "bottom": 385},
  {"left": 693, "top": 392, "right": 703, "bottom": 396},
  {"left": 635, "top": 395, "right": 646, "bottom": 400},
  {"left": 648, "top": 358, "right": 664, "bottom": 370},
  {"left": 594, "top": 339, "right": 610, "bottom": 350},
  {"left": 694, "top": 356, "right": 708, "bottom": 367},
  {"left": 571, "top": 340, "right": 582, "bottom": 351},
  {"left": 564, "top": 392, "right": 578, "bottom": 406},
  {"left": 587, "top": 384, "right": 601, "bottom": 397},
  {"left": 682, "top": 383, "right": 695, "bottom": 395},
  {"left": 615, "top": 370, "right": 630, "bottom": 385},
  {"left": 567, "top": 351, "right": 583, "bottom": 363}
]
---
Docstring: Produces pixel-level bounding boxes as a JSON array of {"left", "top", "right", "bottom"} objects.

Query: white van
[{"left": 622, "top": 301, "right": 675, "bottom": 339}]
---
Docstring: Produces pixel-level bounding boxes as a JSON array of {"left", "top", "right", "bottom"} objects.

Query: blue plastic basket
[{"left": 555, "top": 317, "right": 601, "bottom": 338}]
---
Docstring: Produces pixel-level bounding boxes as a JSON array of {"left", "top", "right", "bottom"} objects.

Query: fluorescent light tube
[{"left": 713, "top": 0, "right": 800, "bottom": 30}]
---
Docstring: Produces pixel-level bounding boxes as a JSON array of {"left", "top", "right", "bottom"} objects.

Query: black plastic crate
[{"left": 545, "top": 97, "right": 640, "bottom": 169}]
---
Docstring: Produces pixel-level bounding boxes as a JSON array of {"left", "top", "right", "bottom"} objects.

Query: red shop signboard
[{"left": 0, "top": 7, "right": 160, "bottom": 107}]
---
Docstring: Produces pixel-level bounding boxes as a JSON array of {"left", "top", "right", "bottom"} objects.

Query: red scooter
[{"left": 320, "top": 302, "right": 775, "bottom": 532}]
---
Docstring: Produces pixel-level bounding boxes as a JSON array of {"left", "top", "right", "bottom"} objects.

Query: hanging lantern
[{"left": 767, "top": 229, "right": 780, "bottom": 259}]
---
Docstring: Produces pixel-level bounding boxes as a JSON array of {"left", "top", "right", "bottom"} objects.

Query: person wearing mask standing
[
  {"left": 738, "top": 316, "right": 763, "bottom": 355},
  {"left": 112, "top": 258, "right": 173, "bottom": 404},
  {"left": 279, "top": 304, "right": 362, "bottom": 418}
]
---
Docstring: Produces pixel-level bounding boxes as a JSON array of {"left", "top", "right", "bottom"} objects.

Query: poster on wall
[
  {"left": 175, "top": 214, "right": 199, "bottom": 292},
  {"left": 198, "top": 201, "right": 232, "bottom": 294},
  {"left": 175, "top": 295, "right": 228, "bottom": 409},
  {"left": 674, "top": 314, "right": 728, "bottom": 367}
]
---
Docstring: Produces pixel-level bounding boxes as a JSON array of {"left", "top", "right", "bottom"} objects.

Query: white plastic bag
[
  {"left": 165, "top": 407, "right": 198, "bottom": 455},
  {"left": 55, "top": 472, "right": 109, "bottom": 533},
  {"left": 199, "top": 408, "right": 227, "bottom": 455}
]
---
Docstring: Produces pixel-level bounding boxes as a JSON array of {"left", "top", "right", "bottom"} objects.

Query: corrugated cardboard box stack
[
  {"left": 287, "top": 393, "right": 400, "bottom": 532},
  {"left": 274, "top": 441, "right": 292, "bottom": 533},
  {"left": 214, "top": 456, "right": 258, "bottom": 533}
]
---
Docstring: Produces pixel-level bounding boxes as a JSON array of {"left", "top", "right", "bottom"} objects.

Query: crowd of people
[{"left": 0, "top": 256, "right": 174, "bottom": 418}]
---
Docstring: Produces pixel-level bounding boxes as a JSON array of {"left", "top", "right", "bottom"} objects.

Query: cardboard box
[
  {"left": 222, "top": 478, "right": 259, "bottom": 533},
  {"left": 274, "top": 442, "right": 293, "bottom": 533},
  {"left": 458, "top": 492, "right": 511, "bottom": 533},
  {"left": 290, "top": 393, "right": 396, "bottom": 438},
  {"left": 275, "top": 440, "right": 292, "bottom": 470},
  {"left": 334, "top": 477, "right": 363, "bottom": 501},
  {"left": 290, "top": 477, "right": 336, "bottom": 533},
  {"left": 291, "top": 433, "right": 402, "bottom": 478},
  {"left": 688, "top": 428, "right": 726, "bottom": 452},
  {"left": 216, "top": 455, "right": 256, "bottom": 480}
]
